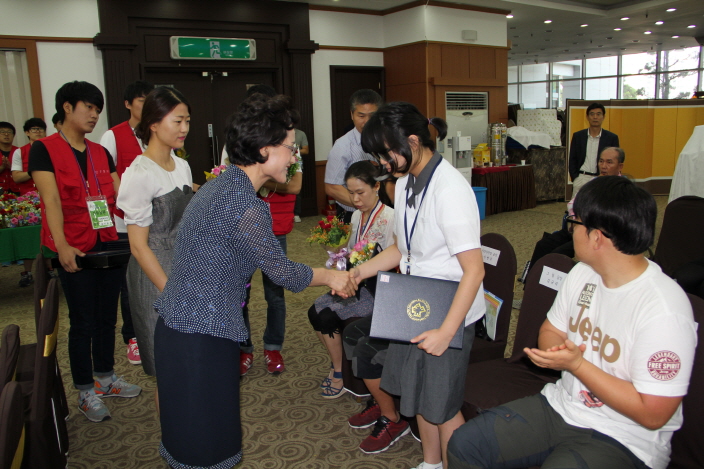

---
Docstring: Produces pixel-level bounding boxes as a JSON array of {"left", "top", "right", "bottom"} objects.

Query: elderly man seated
[
  {"left": 516, "top": 148, "right": 625, "bottom": 302},
  {"left": 448, "top": 176, "right": 697, "bottom": 469}
]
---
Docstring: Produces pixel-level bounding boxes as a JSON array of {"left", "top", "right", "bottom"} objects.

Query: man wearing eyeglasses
[
  {"left": 449, "top": 176, "right": 696, "bottom": 469},
  {"left": 0, "top": 122, "right": 19, "bottom": 195},
  {"left": 10, "top": 118, "right": 47, "bottom": 286},
  {"left": 568, "top": 103, "right": 619, "bottom": 197}
]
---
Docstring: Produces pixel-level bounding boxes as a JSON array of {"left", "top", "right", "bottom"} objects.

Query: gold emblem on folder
[{"left": 407, "top": 299, "right": 430, "bottom": 321}]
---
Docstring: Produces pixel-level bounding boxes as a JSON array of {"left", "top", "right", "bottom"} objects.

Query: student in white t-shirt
[
  {"left": 349, "top": 102, "right": 485, "bottom": 468},
  {"left": 448, "top": 176, "right": 697, "bottom": 469}
]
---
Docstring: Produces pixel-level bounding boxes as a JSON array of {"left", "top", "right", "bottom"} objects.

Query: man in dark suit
[{"left": 568, "top": 103, "right": 619, "bottom": 196}]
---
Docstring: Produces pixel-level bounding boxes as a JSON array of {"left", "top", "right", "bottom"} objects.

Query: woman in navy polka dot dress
[{"left": 152, "top": 94, "right": 356, "bottom": 469}]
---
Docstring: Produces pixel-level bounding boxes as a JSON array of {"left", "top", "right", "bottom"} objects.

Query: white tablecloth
[
  {"left": 506, "top": 126, "right": 552, "bottom": 149},
  {"left": 670, "top": 125, "right": 704, "bottom": 203}
]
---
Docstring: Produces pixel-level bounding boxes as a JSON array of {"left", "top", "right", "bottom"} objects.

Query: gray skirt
[{"left": 380, "top": 322, "right": 475, "bottom": 424}]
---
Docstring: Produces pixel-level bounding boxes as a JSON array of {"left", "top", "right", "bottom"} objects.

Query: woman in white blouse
[
  {"left": 117, "top": 87, "right": 193, "bottom": 376},
  {"left": 308, "top": 160, "right": 394, "bottom": 399}
]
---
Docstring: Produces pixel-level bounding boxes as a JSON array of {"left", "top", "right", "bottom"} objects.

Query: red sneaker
[
  {"left": 349, "top": 399, "right": 381, "bottom": 429},
  {"left": 127, "top": 338, "right": 141, "bottom": 365},
  {"left": 359, "top": 416, "right": 410, "bottom": 454},
  {"left": 240, "top": 352, "right": 254, "bottom": 377},
  {"left": 264, "top": 350, "right": 285, "bottom": 374}
]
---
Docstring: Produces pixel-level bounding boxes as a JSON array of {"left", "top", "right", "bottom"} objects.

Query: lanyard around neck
[
  {"left": 356, "top": 199, "right": 383, "bottom": 244},
  {"left": 403, "top": 157, "right": 442, "bottom": 268},
  {"left": 60, "top": 131, "right": 102, "bottom": 196}
]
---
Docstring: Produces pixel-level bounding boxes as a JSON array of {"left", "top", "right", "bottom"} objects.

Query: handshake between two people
[{"left": 328, "top": 267, "right": 364, "bottom": 298}]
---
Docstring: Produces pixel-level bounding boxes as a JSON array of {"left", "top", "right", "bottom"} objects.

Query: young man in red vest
[
  {"left": 30, "top": 81, "right": 141, "bottom": 423},
  {"left": 0, "top": 121, "right": 19, "bottom": 195},
  {"left": 100, "top": 80, "right": 153, "bottom": 366},
  {"left": 10, "top": 117, "right": 47, "bottom": 286}
]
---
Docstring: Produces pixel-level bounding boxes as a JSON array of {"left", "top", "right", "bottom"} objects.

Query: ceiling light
[
  {"left": 598, "top": 45, "right": 603, "bottom": 47},
  {"left": 687, "top": 25, "right": 696, "bottom": 28},
  {"left": 614, "top": 28, "right": 622, "bottom": 31},
  {"left": 644, "top": 31, "right": 652, "bottom": 34},
  {"left": 666, "top": 8, "right": 676, "bottom": 12},
  {"left": 655, "top": 21, "right": 664, "bottom": 25},
  {"left": 544, "top": 20, "right": 552, "bottom": 24},
  {"left": 672, "top": 35, "right": 680, "bottom": 38},
  {"left": 621, "top": 48, "right": 627, "bottom": 51},
  {"left": 621, "top": 17, "right": 629, "bottom": 21},
  {"left": 506, "top": 14, "right": 514, "bottom": 18},
  {"left": 580, "top": 24, "right": 588, "bottom": 27},
  {"left": 606, "top": 37, "right": 613, "bottom": 39}
]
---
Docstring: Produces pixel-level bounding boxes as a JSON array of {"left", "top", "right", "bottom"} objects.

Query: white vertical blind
[{"left": 0, "top": 49, "right": 34, "bottom": 135}]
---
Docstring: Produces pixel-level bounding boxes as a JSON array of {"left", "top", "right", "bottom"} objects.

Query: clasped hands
[
  {"left": 328, "top": 267, "right": 361, "bottom": 298},
  {"left": 524, "top": 339, "right": 587, "bottom": 374}
]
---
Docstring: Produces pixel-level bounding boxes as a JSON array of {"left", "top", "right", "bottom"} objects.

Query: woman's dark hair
[
  {"left": 344, "top": 161, "right": 378, "bottom": 188},
  {"left": 573, "top": 176, "right": 656, "bottom": 255},
  {"left": 23, "top": 117, "right": 46, "bottom": 132},
  {"left": 55, "top": 81, "right": 104, "bottom": 121},
  {"left": 361, "top": 102, "right": 447, "bottom": 175},
  {"left": 135, "top": 87, "right": 191, "bottom": 143},
  {"left": 225, "top": 94, "right": 300, "bottom": 166}
]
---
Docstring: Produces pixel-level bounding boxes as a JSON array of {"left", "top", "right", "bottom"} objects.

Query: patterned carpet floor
[{"left": 0, "top": 196, "right": 667, "bottom": 468}]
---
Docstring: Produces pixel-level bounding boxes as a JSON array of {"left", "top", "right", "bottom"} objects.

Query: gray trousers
[{"left": 447, "top": 394, "right": 649, "bottom": 469}]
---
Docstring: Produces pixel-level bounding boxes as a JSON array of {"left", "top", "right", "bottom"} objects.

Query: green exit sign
[{"left": 170, "top": 36, "right": 256, "bottom": 60}]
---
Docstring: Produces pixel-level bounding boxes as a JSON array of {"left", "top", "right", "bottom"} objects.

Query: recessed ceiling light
[
  {"left": 621, "top": 17, "right": 629, "bottom": 21},
  {"left": 666, "top": 8, "right": 676, "bottom": 12},
  {"left": 672, "top": 35, "right": 680, "bottom": 38},
  {"left": 563, "top": 49, "right": 569, "bottom": 52},
  {"left": 514, "top": 36, "right": 519, "bottom": 38},
  {"left": 632, "top": 40, "right": 639, "bottom": 43},
  {"left": 607, "top": 53, "right": 612, "bottom": 56},
  {"left": 510, "top": 27, "right": 516, "bottom": 30},
  {"left": 614, "top": 28, "right": 622, "bottom": 31},
  {"left": 540, "top": 48, "right": 546, "bottom": 50},
  {"left": 544, "top": 20, "right": 552, "bottom": 24},
  {"left": 545, "top": 39, "right": 551, "bottom": 42},
  {"left": 606, "top": 37, "right": 613, "bottom": 40},
  {"left": 506, "top": 14, "right": 514, "bottom": 18},
  {"left": 644, "top": 31, "right": 652, "bottom": 34},
  {"left": 580, "top": 24, "right": 588, "bottom": 27},
  {"left": 687, "top": 25, "right": 696, "bottom": 28},
  {"left": 545, "top": 30, "right": 552, "bottom": 32},
  {"left": 577, "top": 34, "right": 584, "bottom": 37},
  {"left": 621, "top": 48, "right": 627, "bottom": 51},
  {"left": 655, "top": 21, "right": 664, "bottom": 25},
  {"left": 598, "top": 45, "right": 603, "bottom": 47}
]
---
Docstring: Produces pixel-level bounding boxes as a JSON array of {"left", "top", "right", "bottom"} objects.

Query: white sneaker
[
  {"left": 412, "top": 463, "right": 443, "bottom": 469},
  {"left": 294, "top": 215, "right": 301, "bottom": 223}
]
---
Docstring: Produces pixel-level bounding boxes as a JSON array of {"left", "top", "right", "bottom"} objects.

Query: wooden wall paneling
[
  {"left": 316, "top": 160, "right": 328, "bottom": 215},
  {"left": 383, "top": 43, "right": 427, "bottom": 86},
  {"left": 440, "top": 44, "right": 470, "bottom": 81},
  {"left": 386, "top": 83, "right": 429, "bottom": 115},
  {"left": 0, "top": 38, "right": 44, "bottom": 119},
  {"left": 494, "top": 48, "right": 508, "bottom": 83},
  {"left": 468, "top": 47, "right": 497, "bottom": 81}
]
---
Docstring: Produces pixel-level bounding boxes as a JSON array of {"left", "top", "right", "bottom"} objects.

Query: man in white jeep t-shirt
[{"left": 448, "top": 176, "right": 697, "bottom": 469}]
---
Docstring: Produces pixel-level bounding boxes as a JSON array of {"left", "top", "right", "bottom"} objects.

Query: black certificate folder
[{"left": 370, "top": 272, "right": 464, "bottom": 349}]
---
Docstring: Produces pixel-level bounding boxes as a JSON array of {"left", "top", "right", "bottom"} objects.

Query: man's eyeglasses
[
  {"left": 281, "top": 143, "right": 299, "bottom": 156},
  {"left": 28, "top": 128, "right": 45, "bottom": 134},
  {"left": 565, "top": 215, "right": 612, "bottom": 238},
  {"left": 0, "top": 130, "right": 13, "bottom": 136}
]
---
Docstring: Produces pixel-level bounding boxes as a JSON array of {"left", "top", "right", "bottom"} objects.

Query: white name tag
[
  {"left": 481, "top": 246, "right": 500, "bottom": 266},
  {"left": 539, "top": 266, "right": 567, "bottom": 291}
]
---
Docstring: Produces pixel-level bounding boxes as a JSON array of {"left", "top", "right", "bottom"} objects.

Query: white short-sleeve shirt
[
  {"left": 542, "top": 261, "right": 697, "bottom": 469},
  {"left": 394, "top": 158, "right": 485, "bottom": 326},
  {"left": 116, "top": 154, "right": 193, "bottom": 228}
]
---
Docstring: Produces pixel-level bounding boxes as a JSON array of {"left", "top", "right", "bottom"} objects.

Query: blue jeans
[{"left": 240, "top": 235, "right": 287, "bottom": 353}]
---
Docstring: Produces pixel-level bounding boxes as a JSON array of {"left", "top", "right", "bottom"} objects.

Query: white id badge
[
  {"left": 402, "top": 257, "right": 415, "bottom": 275},
  {"left": 86, "top": 195, "right": 114, "bottom": 229}
]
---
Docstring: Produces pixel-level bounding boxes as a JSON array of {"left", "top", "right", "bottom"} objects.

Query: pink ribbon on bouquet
[{"left": 326, "top": 248, "right": 349, "bottom": 271}]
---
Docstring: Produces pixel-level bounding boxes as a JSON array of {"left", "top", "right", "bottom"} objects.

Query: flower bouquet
[
  {"left": 204, "top": 164, "right": 227, "bottom": 181},
  {"left": 307, "top": 215, "right": 351, "bottom": 270},
  {"left": 348, "top": 241, "right": 377, "bottom": 267},
  {"left": 0, "top": 191, "right": 41, "bottom": 229},
  {"left": 286, "top": 146, "right": 301, "bottom": 183}
]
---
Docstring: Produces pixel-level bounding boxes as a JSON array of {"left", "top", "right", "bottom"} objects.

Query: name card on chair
[
  {"left": 481, "top": 246, "right": 500, "bottom": 266},
  {"left": 539, "top": 266, "right": 567, "bottom": 291}
]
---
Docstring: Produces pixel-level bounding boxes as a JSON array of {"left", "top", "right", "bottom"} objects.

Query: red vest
[
  {"left": 111, "top": 121, "right": 143, "bottom": 219},
  {"left": 112, "top": 121, "right": 142, "bottom": 177},
  {"left": 15, "top": 144, "right": 35, "bottom": 195},
  {"left": 1, "top": 145, "right": 19, "bottom": 193},
  {"left": 40, "top": 133, "right": 118, "bottom": 252},
  {"left": 261, "top": 192, "right": 296, "bottom": 236}
]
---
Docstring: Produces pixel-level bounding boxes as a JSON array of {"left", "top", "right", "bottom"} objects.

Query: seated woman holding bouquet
[{"left": 308, "top": 160, "right": 395, "bottom": 399}]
